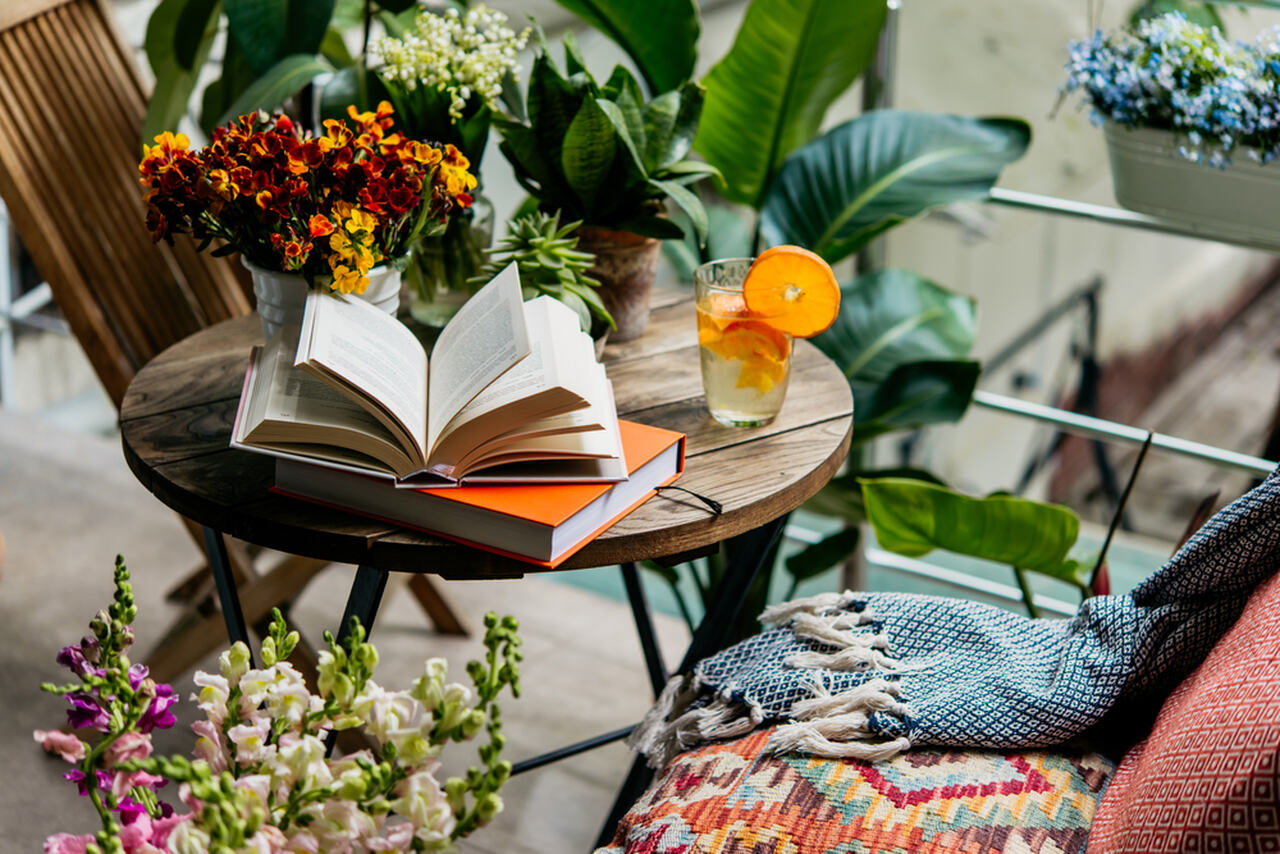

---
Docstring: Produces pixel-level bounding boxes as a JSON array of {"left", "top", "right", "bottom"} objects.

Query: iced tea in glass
[{"left": 694, "top": 258, "right": 792, "bottom": 427}]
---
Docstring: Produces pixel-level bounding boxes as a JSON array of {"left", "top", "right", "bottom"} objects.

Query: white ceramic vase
[
  {"left": 246, "top": 259, "right": 402, "bottom": 339},
  {"left": 1104, "top": 123, "right": 1280, "bottom": 247}
]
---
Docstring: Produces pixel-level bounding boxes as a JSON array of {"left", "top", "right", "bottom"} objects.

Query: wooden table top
[{"left": 119, "top": 290, "right": 853, "bottom": 579}]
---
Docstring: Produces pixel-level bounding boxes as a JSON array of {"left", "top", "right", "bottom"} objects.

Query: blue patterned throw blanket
[{"left": 631, "top": 469, "right": 1280, "bottom": 769}]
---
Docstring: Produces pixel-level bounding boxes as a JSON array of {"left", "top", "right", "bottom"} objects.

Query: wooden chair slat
[
  {"left": 43, "top": 9, "right": 140, "bottom": 155},
  {"left": 0, "top": 35, "right": 161, "bottom": 370}
]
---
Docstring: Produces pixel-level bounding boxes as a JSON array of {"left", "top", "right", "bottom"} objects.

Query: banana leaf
[
  {"left": 860, "top": 477, "right": 1084, "bottom": 581},
  {"left": 760, "top": 111, "right": 1031, "bottom": 263},
  {"left": 695, "top": 0, "right": 888, "bottom": 208}
]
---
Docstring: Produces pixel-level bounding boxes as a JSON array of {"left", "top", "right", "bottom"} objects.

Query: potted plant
[
  {"left": 35, "top": 557, "right": 522, "bottom": 853},
  {"left": 472, "top": 210, "right": 616, "bottom": 357},
  {"left": 371, "top": 4, "right": 530, "bottom": 327},
  {"left": 139, "top": 105, "right": 476, "bottom": 337},
  {"left": 1063, "top": 13, "right": 1280, "bottom": 242},
  {"left": 495, "top": 34, "right": 719, "bottom": 341}
]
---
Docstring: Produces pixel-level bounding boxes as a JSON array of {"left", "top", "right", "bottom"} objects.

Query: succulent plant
[{"left": 473, "top": 210, "right": 615, "bottom": 334}]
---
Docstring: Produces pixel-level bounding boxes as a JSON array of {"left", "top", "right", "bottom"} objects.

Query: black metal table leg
[
  {"left": 202, "top": 526, "right": 254, "bottom": 666},
  {"left": 621, "top": 562, "right": 668, "bottom": 697},
  {"left": 337, "top": 564, "right": 390, "bottom": 646},
  {"left": 595, "top": 515, "right": 790, "bottom": 848}
]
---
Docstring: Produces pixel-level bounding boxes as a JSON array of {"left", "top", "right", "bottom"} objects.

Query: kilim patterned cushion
[
  {"left": 597, "top": 727, "right": 1115, "bottom": 854},
  {"left": 1087, "top": 568, "right": 1280, "bottom": 853}
]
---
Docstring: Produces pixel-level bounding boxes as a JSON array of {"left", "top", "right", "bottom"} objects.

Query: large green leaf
[
  {"left": 319, "top": 65, "right": 390, "bottom": 123},
  {"left": 199, "top": 34, "right": 257, "bottom": 134},
  {"left": 695, "top": 0, "right": 887, "bottom": 208},
  {"left": 810, "top": 269, "right": 979, "bottom": 437},
  {"left": 861, "top": 478, "right": 1081, "bottom": 575},
  {"left": 224, "top": 0, "right": 335, "bottom": 75},
  {"left": 526, "top": 52, "right": 588, "bottom": 173},
  {"left": 142, "top": 0, "right": 219, "bottom": 148},
  {"left": 216, "top": 55, "right": 335, "bottom": 127},
  {"left": 642, "top": 82, "right": 703, "bottom": 172},
  {"left": 562, "top": 98, "right": 618, "bottom": 211},
  {"left": 552, "top": 0, "right": 700, "bottom": 94},
  {"left": 174, "top": 0, "right": 221, "bottom": 70},
  {"left": 816, "top": 269, "right": 977, "bottom": 384},
  {"left": 855, "top": 359, "right": 980, "bottom": 439},
  {"left": 663, "top": 205, "right": 753, "bottom": 281},
  {"left": 761, "top": 111, "right": 1031, "bottom": 263},
  {"left": 785, "top": 526, "right": 860, "bottom": 583}
]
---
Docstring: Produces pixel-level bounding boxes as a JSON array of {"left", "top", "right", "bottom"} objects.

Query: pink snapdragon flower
[
  {"left": 33, "top": 729, "right": 87, "bottom": 762},
  {"left": 104, "top": 731, "right": 153, "bottom": 767}
]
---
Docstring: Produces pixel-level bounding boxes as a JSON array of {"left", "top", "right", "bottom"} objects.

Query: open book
[{"left": 231, "top": 264, "right": 625, "bottom": 485}]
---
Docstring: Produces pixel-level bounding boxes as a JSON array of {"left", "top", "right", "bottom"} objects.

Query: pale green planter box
[{"left": 1105, "top": 123, "right": 1280, "bottom": 248}]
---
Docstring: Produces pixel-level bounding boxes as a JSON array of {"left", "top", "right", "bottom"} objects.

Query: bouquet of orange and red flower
[{"left": 138, "top": 102, "right": 476, "bottom": 295}]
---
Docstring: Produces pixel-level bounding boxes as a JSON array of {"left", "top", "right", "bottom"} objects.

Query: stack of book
[{"left": 231, "top": 265, "right": 685, "bottom": 567}]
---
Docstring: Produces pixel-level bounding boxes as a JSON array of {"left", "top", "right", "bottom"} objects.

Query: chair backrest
[{"left": 0, "top": 0, "right": 251, "bottom": 409}]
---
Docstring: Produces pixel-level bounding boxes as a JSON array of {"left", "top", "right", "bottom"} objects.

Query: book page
[
  {"left": 233, "top": 332, "right": 415, "bottom": 476},
  {"left": 440, "top": 296, "right": 576, "bottom": 428},
  {"left": 296, "top": 290, "right": 428, "bottom": 463},
  {"left": 424, "top": 297, "right": 606, "bottom": 476},
  {"left": 426, "top": 263, "right": 529, "bottom": 451}
]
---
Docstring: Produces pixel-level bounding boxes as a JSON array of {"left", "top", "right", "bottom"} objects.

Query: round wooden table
[
  {"left": 119, "top": 288, "right": 853, "bottom": 823},
  {"left": 120, "top": 289, "right": 853, "bottom": 579}
]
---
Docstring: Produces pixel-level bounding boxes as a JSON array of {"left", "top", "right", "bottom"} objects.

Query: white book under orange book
[{"left": 272, "top": 420, "right": 687, "bottom": 568}]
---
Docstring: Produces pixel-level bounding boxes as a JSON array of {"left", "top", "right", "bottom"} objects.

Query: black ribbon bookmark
[{"left": 654, "top": 485, "right": 723, "bottom": 515}]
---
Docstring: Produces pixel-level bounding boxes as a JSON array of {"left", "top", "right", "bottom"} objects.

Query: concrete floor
[{"left": 0, "top": 406, "right": 689, "bottom": 853}]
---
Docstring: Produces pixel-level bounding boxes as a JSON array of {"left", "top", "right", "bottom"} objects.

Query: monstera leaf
[
  {"left": 553, "top": 0, "right": 700, "bottom": 95},
  {"left": 861, "top": 478, "right": 1090, "bottom": 590},
  {"left": 695, "top": 0, "right": 887, "bottom": 208},
  {"left": 812, "top": 269, "right": 979, "bottom": 438},
  {"left": 761, "top": 111, "right": 1031, "bottom": 263}
]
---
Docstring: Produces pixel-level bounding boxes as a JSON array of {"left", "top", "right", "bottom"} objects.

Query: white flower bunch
[
  {"left": 37, "top": 571, "right": 523, "bottom": 854},
  {"left": 374, "top": 5, "right": 529, "bottom": 121}
]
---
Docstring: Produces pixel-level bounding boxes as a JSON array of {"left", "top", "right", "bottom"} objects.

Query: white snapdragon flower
[
  {"left": 372, "top": 4, "right": 529, "bottom": 120},
  {"left": 391, "top": 768, "right": 456, "bottom": 845},
  {"left": 191, "top": 670, "right": 230, "bottom": 726},
  {"left": 227, "top": 717, "right": 273, "bottom": 765},
  {"left": 167, "top": 821, "right": 212, "bottom": 854}
]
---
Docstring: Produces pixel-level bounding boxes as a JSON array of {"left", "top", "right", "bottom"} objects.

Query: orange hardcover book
[{"left": 272, "top": 420, "right": 686, "bottom": 568}]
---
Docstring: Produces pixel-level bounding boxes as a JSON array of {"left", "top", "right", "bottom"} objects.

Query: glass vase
[{"left": 406, "top": 195, "right": 494, "bottom": 329}]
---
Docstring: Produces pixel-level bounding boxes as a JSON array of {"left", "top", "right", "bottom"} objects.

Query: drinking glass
[{"left": 694, "top": 258, "right": 792, "bottom": 427}]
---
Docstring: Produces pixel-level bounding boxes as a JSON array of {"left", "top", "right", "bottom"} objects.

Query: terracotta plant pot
[{"left": 575, "top": 225, "right": 661, "bottom": 342}]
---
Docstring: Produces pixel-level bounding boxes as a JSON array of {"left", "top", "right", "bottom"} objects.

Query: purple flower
[
  {"left": 126, "top": 663, "right": 149, "bottom": 692},
  {"left": 62, "top": 769, "right": 113, "bottom": 797},
  {"left": 56, "top": 645, "right": 102, "bottom": 680},
  {"left": 65, "top": 693, "right": 109, "bottom": 731},
  {"left": 137, "top": 683, "right": 177, "bottom": 733},
  {"left": 114, "top": 797, "right": 146, "bottom": 826}
]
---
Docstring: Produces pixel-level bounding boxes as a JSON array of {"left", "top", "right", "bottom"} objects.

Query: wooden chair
[{"left": 0, "top": 0, "right": 466, "bottom": 680}]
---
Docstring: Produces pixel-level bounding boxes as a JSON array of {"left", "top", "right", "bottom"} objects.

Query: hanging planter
[
  {"left": 1104, "top": 124, "right": 1280, "bottom": 243},
  {"left": 1065, "top": 14, "right": 1280, "bottom": 243}
]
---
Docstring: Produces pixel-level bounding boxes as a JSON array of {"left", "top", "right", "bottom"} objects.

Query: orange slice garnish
[{"left": 742, "top": 245, "right": 840, "bottom": 338}]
